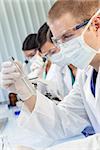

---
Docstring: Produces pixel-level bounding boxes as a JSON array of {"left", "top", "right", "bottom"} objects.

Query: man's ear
[{"left": 92, "top": 15, "right": 100, "bottom": 36}]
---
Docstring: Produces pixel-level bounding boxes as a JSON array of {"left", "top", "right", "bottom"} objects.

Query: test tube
[{"left": 9, "top": 57, "right": 36, "bottom": 95}]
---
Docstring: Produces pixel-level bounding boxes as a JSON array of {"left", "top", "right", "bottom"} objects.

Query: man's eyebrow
[{"left": 56, "top": 28, "right": 75, "bottom": 40}]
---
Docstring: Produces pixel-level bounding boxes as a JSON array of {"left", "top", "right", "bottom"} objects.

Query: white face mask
[
  {"left": 50, "top": 35, "right": 97, "bottom": 69},
  {"left": 30, "top": 55, "right": 44, "bottom": 71},
  {"left": 29, "top": 56, "right": 37, "bottom": 72},
  {"left": 29, "top": 56, "right": 36, "bottom": 63},
  {"left": 50, "top": 9, "right": 100, "bottom": 69}
]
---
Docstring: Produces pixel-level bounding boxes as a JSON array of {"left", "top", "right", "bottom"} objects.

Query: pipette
[{"left": 9, "top": 57, "right": 35, "bottom": 95}]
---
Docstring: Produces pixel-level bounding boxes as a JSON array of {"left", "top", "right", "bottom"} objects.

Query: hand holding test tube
[{"left": 0, "top": 57, "right": 36, "bottom": 101}]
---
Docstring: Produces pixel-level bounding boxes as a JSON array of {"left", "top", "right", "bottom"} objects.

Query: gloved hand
[
  {"left": 0, "top": 61, "right": 36, "bottom": 101},
  {"left": 28, "top": 55, "right": 45, "bottom": 79}
]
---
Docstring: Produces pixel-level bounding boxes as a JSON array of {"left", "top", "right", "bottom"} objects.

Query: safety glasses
[
  {"left": 52, "top": 9, "right": 100, "bottom": 48},
  {"left": 51, "top": 19, "right": 90, "bottom": 47}
]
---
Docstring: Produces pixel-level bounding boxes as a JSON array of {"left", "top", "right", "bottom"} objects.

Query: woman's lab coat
[
  {"left": 17, "top": 66, "right": 100, "bottom": 149},
  {"left": 37, "top": 64, "right": 73, "bottom": 101},
  {"left": 45, "top": 64, "right": 73, "bottom": 98}
]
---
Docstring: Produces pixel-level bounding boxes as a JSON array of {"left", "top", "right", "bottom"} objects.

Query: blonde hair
[{"left": 48, "top": 0, "right": 100, "bottom": 23}]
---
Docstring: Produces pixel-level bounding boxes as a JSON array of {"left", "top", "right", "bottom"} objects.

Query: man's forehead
[{"left": 48, "top": 13, "right": 77, "bottom": 37}]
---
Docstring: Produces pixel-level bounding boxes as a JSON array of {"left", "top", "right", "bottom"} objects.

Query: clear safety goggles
[{"left": 51, "top": 9, "right": 100, "bottom": 48}]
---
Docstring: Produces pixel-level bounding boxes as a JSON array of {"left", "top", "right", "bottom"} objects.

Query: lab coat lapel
[
  {"left": 95, "top": 67, "right": 100, "bottom": 104},
  {"left": 62, "top": 66, "right": 72, "bottom": 92},
  {"left": 95, "top": 67, "right": 100, "bottom": 124},
  {"left": 83, "top": 66, "right": 100, "bottom": 132},
  {"left": 83, "top": 67, "right": 95, "bottom": 109}
]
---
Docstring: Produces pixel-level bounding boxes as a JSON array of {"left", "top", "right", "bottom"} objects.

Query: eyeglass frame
[{"left": 51, "top": 19, "right": 90, "bottom": 47}]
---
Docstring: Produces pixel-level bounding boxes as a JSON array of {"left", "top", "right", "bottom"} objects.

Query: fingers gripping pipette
[{"left": 9, "top": 57, "right": 36, "bottom": 96}]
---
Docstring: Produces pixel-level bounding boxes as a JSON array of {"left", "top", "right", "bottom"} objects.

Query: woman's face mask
[
  {"left": 29, "top": 56, "right": 36, "bottom": 63},
  {"left": 50, "top": 9, "right": 100, "bottom": 69}
]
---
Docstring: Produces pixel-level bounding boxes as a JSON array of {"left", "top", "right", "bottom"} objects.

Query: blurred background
[{"left": 0, "top": 0, "right": 56, "bottom": 102}]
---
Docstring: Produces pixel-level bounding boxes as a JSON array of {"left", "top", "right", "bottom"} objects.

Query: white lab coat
[
  {"left": 37, "top": 64, "right": 73, "bottom": 100},
  {"left": 14, "top": 134, "right": 100, "bottom": 150},
  {"left": 17, "top": 66, "right": 100, "bottom": 149},
  {"left": 46, "top": 134, "right": 100, "bottom": 150},
  {"left": 46, "top": 64, "right": 73, "bottom": 96}
]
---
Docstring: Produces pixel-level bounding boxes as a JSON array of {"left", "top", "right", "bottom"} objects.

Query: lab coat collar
[
  {"left": 84, "top": 66, "right": 93, "bottom": 78},
  {"left": 61, "top": 65, "right": 70, "bottom": 75},
  {"left": 83, "top": 65, "right": 100, "bottom": 109}
]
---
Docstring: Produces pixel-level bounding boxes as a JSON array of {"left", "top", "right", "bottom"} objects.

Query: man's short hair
[
  {"left": 22, "top": 33, "right": 38, "bottom": 51},
  {"left": 48, "top": 0, "right": 100, "bottom": 23},
  {"left": 37, "top": 22, "right": 53, "bottom": 51}
]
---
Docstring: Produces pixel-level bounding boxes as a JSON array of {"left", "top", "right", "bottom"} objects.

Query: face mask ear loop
[{"left": 82, "top": 9, "right": 100, "bottom": 37}]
